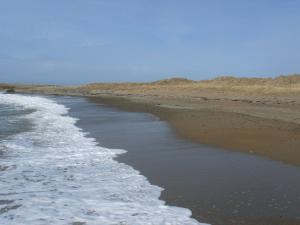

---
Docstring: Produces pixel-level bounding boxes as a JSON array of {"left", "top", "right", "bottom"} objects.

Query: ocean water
[{"left": 0, "top": 93, "right": 206, "bottom": 225}]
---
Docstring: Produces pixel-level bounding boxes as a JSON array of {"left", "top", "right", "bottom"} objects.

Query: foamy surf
[{"left": 0, "top": 93, "right": 207, "bottom": 225}]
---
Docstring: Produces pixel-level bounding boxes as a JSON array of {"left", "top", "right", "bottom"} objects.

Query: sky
[{"left": 0, "top": 0, "right": 300, "bottom": 84}]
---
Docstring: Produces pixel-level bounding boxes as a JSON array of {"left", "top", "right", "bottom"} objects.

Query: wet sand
[
  {"left": 59, "top": 96, "right": 300, "bottom": 225},
  {"left": 88, "top": 95, "right": 300, "bottom": 166}
]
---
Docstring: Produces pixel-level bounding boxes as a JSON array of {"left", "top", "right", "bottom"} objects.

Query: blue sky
[{"left": 0, "top": 0, "right": 300, "bottom": 84}]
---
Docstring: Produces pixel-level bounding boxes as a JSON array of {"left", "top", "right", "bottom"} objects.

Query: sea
[{"left": 0, "top": 92, "right": 205, "bottom": 225}]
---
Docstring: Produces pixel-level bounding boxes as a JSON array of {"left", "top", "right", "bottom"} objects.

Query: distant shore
[{"left": 2, "top": 75, "right": 300, "bottom": 166}]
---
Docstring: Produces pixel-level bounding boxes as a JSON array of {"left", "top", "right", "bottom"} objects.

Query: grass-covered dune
[{"left": 2, "top": 74, "right": 300, "bottom": 97}]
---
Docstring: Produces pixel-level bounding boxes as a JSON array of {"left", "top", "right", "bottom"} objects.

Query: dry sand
[{"left": 2, "top": 74, "right": 300, "bottom": 166}]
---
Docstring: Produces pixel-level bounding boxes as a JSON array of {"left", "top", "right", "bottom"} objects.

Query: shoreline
[
  {"left": 87, "top": 95, "right": 300, "bottom": 166},
  {"left": 2, "top": 89, "right": 300, "bottom": 224},
  {"left": 2, "top": 78, "right": 300, "bottom": 166}
]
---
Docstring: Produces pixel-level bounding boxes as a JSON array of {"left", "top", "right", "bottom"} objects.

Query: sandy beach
[{"left": 88, "top": 94, "right": 300, "bottom": 167}]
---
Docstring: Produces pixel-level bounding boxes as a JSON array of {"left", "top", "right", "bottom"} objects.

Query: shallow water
[
  {"left": 65, "top": 96, "right": 300, "bottom": 225},
  {"left": 0, "top": 93, "right": 203, "bottom": 225}
]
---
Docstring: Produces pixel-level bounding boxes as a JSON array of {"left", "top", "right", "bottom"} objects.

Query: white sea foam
[{"left": 0, "top": 93, "right": 208, "bottom": 225}]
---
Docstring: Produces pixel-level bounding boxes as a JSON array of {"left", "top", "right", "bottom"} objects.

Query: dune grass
[
  {"left": 81, "top": 74, "right": 300, "bottom": 96},
  {"left": 1, "top": 74, "right": 300, "bottom": 96}
]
